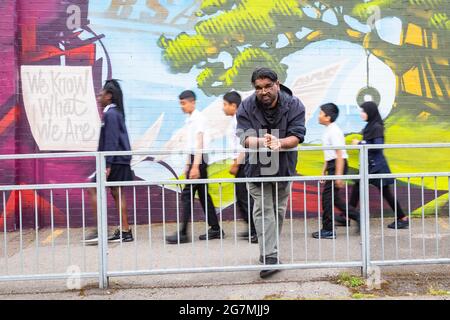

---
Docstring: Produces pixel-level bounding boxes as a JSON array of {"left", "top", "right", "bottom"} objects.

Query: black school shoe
[
  {"left": 240, "top": 231, "right": 258, "bottom": 243},
  {"left": 347, "top": 211, "right": 361, "bottom": 233},
  {"left": 260, "top": 257, "right": 282, "bottom": 279},
  {"left": 108, "top": 229, "right": 134, "bottom": 242},
  {"left": 199, "top": 228, "right": 225, "bottom": 240},
  {"left": 312, "top": 229, "right": 336, "bottom": 239},
  {"left": 166, "top": 232, "right": 190, "bottom": 244},
  {"left": 335, "top": 215, "right": 351, "bottom": 227},
  {"left": 387, "top": 219, "right": 409, "bottom": 229}
]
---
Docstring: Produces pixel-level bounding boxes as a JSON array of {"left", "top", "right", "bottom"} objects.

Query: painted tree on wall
[
  {"left": 158, "top": 0, "right": 450, "bottom": 200},
  {"left": 158, "top": 0, "right": 449, "bottom": 119}
]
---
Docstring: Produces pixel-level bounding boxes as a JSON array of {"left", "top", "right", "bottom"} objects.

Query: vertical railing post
[
  {"left": 359, "top": 145, "right": 370, "bottom": 278},
  {"left": 96, "top": 152, "right": 109, "bottom": 289}
]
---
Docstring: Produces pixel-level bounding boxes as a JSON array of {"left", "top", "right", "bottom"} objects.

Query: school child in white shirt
[
  {"left": 223, "top": 91, "right": 257, "bottom": 243},
  {"left": 312, "top": 103, "right": 359, "bottom": 239},
  {"left": 166, "top": 90, "right": 224, "bottom": 244}
]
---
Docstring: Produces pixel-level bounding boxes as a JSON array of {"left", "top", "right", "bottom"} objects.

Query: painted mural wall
[{"left": 0, "top": 0, "right": 449, "bottom": 230}]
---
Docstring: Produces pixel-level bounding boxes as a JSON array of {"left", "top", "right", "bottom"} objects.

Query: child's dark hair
[
  {"left": 179, "top": 90, "right": 196, "bottom": 101},
  {"left": 251, "top": 67, "right": 278, "bottom": 84},
  {"left": 320, "top": 103, "right": 339, "bottom": 123},
  {"left": 223, "top": 91, "right": 242, "bottom": 107},
  {"left": 103, "top": 79, "right": 125, "bottom": 119}
]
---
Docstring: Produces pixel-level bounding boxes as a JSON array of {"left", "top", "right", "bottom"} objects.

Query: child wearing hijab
[{"left": 351, "top": 101, "right": 409, "bottom": 229}]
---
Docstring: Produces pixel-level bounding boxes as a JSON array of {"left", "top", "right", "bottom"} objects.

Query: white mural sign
[{"left": 21, "top": 65, "right": 100, "bottom": 151}]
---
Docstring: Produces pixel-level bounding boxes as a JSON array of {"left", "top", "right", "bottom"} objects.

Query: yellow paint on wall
[
  {"left": 417, "top": 112, "right": 430, "bottom": 121},
  {"left": 425, "top": 58, "right": 444, "bottom": 97},
  {"left": 421, "top": 65, "right": 432, "bottom": 98},
  {"left": 346, "top": 28, "right": 362, "bottom": 39},
  {"left": 206, "top": 46, "right": 218, "bottom": 54},
  {"left": 306, "top": 30, "right": 323, "bottom": 41},
  {"left": 444, "top": 78, "right": 450, "bottom": 96},
  {"left": 433, "top": 57, "right": 448, "bottom": 66},
  {"left": 404, "top": 24, "right": 423, "bottom": 46},
  {"left": 402, "top": 67, "right": 422, "bottom": 96},
  {"left": 424, "top": 101, "right": 443, "bottom": 112},
  {"left": 42, "top": 229, "right": 64, "bottom": 245},
  {"left": 431, "top": 32, "right": 438, "bottom": 49},
  {"left": 284, "top": 32, "right": 294, "bottom": 43}
]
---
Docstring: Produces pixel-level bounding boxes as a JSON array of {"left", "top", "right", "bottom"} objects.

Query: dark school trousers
[
  {"left": 322, "top": 159, "right": 357, "bottom": 231},
  {"left": 235, "top": 164, "right": 256, "bottom": 234},
  {"left": 181, "top": 155, "right": 219, "bottom": 234}
]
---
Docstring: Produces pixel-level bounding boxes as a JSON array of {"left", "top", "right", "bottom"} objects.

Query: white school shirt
[
  {"left": 322, "top": 122, "right": 348, "bottom": 161},
  {"left": 185, "top": 109, "right": 209, "bottom": 155},
  {"left": 103, "top": 103, "right": 116, "bottom": 113},
  {"left": 226, "top": 114, "right": 244, "bottom": 160}
]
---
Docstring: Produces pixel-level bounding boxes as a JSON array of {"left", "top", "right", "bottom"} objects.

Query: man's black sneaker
[
  {"left": 108, "top": 229, "right": 133, "bottom": 242},
  {"left": 347, "top": 211, "right": 361, "bottom": 232},
  {"left": 240, "top": 231, "right": 258, "bottom": 243},
  {"left": 259, "top": 255, "right": 281, "bottom": 264},
  {"left": 387, "top": 219, "right": 409, "bottom": 229},
  {"left": 312, "top": 229, "right": 336, "bottom": 239},
  {"left": 199, "top": 228, "right": 225, "bottom": 241},
  {"left": 260, "top": 257, "right": 282, "bottom": 279},
  {"left": 238, "top": 230, "right": 250, "bottom": 238},
  {"left": 334, "top": 215, "right": 351, "bottom": 227},
  {"left": 166, "top": 232, "right": 190, "bottom": 244}
]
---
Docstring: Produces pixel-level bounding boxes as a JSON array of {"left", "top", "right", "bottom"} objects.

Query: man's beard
[{"left": 258, "top": 95, "right": 275, "bottom": 108}]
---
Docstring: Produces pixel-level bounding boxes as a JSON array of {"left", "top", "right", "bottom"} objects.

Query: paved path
[{"left": 0, "top": 217, "right": 449, "bottom": 299}]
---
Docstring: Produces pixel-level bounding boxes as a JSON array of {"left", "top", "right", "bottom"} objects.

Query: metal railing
[
  {"left": 0, "top": 144, "right": 449, "bottom": 289},
  {"left": 0, "top": 152, "right": 100, "bottom": 283},
  {"left": 364, "top": 144, "right": 450, "bottom": 268}
]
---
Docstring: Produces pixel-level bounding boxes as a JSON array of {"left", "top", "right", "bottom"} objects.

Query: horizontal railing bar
[
  {"left": 0, "top": 272, "right": 99, "bottom": 282},
  {"left": 107, "top": 261, "right": 363, "bottom": 277},
  {"left": 371, "top": 259, "right": 450, "bottom": 266},
  {"left": 1, "top": 144, "right": 449, "bottom": 161},
  {"left": 0, "top": 146, "right": 362, "bottom": 161},
  {"left": 0, "top": 183, "right": 96, "bottom": 192},
  {"left": 0, "top": 152, "right": 98, "bottom": 160},
  {"left": 105, "top": 175, "right": 362, "bottom": 187},
  {"left": 99, "top": 145, "right": 363, "bottom": 156},
  {"left": 365, "top": 143, "right": 450, "bottom": 150},
  {"left": 98, "top": 143, "right": 450, "bottom": 156},
  {"left": 368, "top": 173, "right": 450, "bottom": 179}
]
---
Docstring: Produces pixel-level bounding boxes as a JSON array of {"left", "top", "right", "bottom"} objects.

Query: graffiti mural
[{"left": 0, "top": 0, "right": 449, "bottom": 230}]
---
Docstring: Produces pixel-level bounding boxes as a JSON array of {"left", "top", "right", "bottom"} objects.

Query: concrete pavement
[{"left": 0, "top": 217, "right": 449, "bottom": 299}]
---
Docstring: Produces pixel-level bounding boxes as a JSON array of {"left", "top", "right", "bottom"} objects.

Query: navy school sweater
[{"left": 97, "top": 106, "right": 132, "bottom": 167}]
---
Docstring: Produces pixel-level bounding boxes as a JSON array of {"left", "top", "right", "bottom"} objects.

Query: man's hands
[
  {"left": 320, "top": 169, "right": 326, "bottom": 184},
  {"left": 229, "top": 163, "right": 239, "bottom": 176},
  {"left": 263, "top": 134, "right": 282, "bottom": 150},
  {"left": 335, "top": 180, "right": 344, "bottom": 189},
  {"left": 188, "top": 165, "right": 200, "bottom": 179}
]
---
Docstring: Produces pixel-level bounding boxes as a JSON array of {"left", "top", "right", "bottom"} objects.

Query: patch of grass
[
  {"left": 427, "top": 286, "right": 450, "bottom": 296},
  {"left": 337, "top": 272, "right": 366, "bottom": 288},
  {"left": 263, "top": 294, "right": 284, "bottom": 300},
  {"left": 351, "top": 293, "right": 377, "bottom": 299}
]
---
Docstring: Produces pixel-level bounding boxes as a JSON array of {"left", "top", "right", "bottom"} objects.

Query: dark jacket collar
[{"left": 251, "top": 84, "right": 293, "bottom": 127}]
